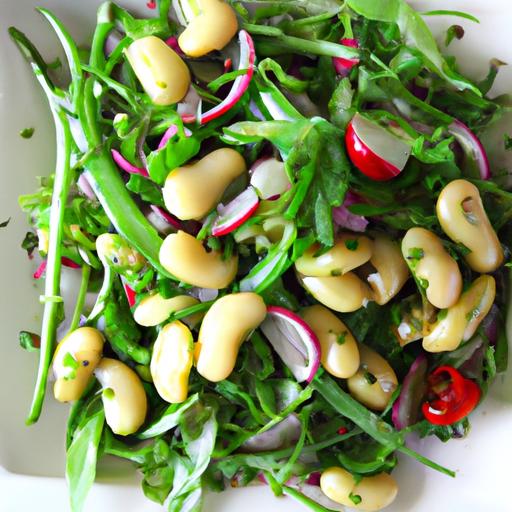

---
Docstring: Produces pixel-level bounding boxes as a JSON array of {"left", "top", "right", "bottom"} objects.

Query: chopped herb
[
  {"left": 363, "top": 371, "right": 377, "bottom": 385},
  {"left": 0, "top": 217, "right": 11, "bottom": 228},
  {"left": 504, "top": 134, "right": 512, "bottom": 151},
  {"left": 407, "top": 248, "right": 424, "bottom": 260},
  {"left": 19, "top": 127, "right": 35, "bottom": 139},
  {"left": 63, "top": 352, "right": 79, "bottom": 380},
  {"left": 330, "top": 330, "right": 347, "bottom": 345},
  {"left": 345, "top": 239, "right": 359, "bottom": 251},
  {"left": 437, "top": 309, "right": 448, "bottom": 321},
  {"left": 349, "top": 493, "right": 362, "bottom": 505},
  {"left": 330, "top": 269, "right": 342, "bottom": 276},
  {"left": 19, "top": 331, "right": 40, "bottom": 352},
  {"left": 445, "top": 25, "right": 464, "bottom": 47}
]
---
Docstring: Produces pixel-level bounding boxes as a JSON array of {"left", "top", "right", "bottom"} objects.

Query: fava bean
[
  {"left": 320, "top": 466, "right": 398, "bottom": 512},
  {"left": 300, "top": 273, "right": 373, "bottom": 313},
  {"left": 125, "top": 35, "right": 190, "bottom": 105},
  {"left": 133, "top": 293, "right": 200, "bottom": 327},
  {"left": 367, "top": 237, "right": 409, "bottom": 305},
  {"left": 295, "top": 234, "right": 373, "bottom": 277},
  {"left": 178, "top": 0, "right": 239, "bottom": 58},
  {"left": 196, "top": 293, "right": 266, "bottom": 382},
  {"left": 423, "top": 275, "right": 496, "bottom": 352},
  {"left": 302, "top": 305, "right": 360, "bottom": 378},
  {"left": 436, "top": 179, "right": 504, "bottom": 273},
  {"left": 52, "top": 327, "right": 104, "bottom": 402},
  {"left": 94, "top": 358, "right": 148, "bottom": 436},
  {"left": 347, "top": 344, "right": 398, "bottom": 411},
  {"left": 163, "top": 148, "right": 246, "bottom": 220},
  {"left": 160, "top": 231, "right": 238, "bottom": 289},
  {"left": 150, "top": 321, "right": 194, "bottom": 403},
  {"left": 401, "top": 227, "right": 462, "bottom": 309}
]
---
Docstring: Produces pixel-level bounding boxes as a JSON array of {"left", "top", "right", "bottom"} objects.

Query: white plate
[{"left": 1, "top": 1, "right": 512, "bottom": 511}]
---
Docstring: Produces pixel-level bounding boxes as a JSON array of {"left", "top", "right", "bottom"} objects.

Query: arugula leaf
[
  {"left": 346, "top": 0, "right": 481, "bottom": 94},
  {"left": 138, "top": 393, "right": 200, "bottom": 439},
  {"left": 167, "top": 402, "right": 218, "bottom": 512},
  {"left": 19, "top": 331, "right": 40, "bottom": 352},
  {"left": 146, "top": 128, "right": 201, "bottom": 185},
  {"left": 66, "top": 409, "right": 105, "bottom": 512},
  {"left": 126, "top": 174, "right": 165, "bottom": 206}
]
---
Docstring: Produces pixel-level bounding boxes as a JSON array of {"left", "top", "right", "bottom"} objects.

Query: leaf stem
[
  {"left": 68, "top": 265, "right": 91, "bottom": 333},
  {"left": 27, "top": 109, "right": 73, "bottom": 424}
]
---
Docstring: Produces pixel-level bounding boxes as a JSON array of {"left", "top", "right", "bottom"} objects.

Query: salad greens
[{"left": 11, "top": 0, "right": 511, "bottom": 511}]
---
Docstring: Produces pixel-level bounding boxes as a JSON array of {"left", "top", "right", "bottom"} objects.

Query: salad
[{"left": 9, "top": 0, "right": 512, "bottom": 511}]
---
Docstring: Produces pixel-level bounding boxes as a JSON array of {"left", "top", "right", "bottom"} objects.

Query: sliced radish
[
  {"left": 121, "top": 276, "right": 136, "bottom": 307},
  {"left": 157, "top": 124, "right": 193, "bottom": 150},
  {"left": 250, "top": 158, "right": 290, "bottom": 199},
  {"left": 111, "top": 149, "right": 149, "bottom": 177},
  {"left": 149, "top": 204, "right": 182, "bottom": 231},
  {"left": 177, "top": 86, "right": 202, "bottom": 124},
  {"left": 346, "top": 113, "right": 412, "bottom": 181},
  {"left": 448, "top": 119, "right": 490, "bottom": 180},
  {"left": 332, "top": 38, "right": 360, "bottom": 76},
  {"left": 260, "top": 306, "right": 321, "bottom": 383},
  {"left": 211, "top": 186, "right": 259, "bottom": 237},
  {"left": 181, "top": 30, "right": 255, "bottom": 125}
]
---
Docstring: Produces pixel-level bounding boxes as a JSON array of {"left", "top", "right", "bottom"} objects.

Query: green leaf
[
  {"left": 421, "top": 10, "right": 480, "bottom": 23},
  {"left": 126, "top": 174, "right": 165, "bottom": 206},
  {"left": 167, "top": 403, "right": 218, "bottom": 512},
  {"left": 19, "top": 331, "right": 40, "bottom": 351},
  {"left": 445, "top": 25, "right": 464, "bottom": 47},
  {"left": 20, "top": 127, "right": 35, "bottom": 139},
  {"left": 138, "top": 393, "right": 200, "bottom": 439},
  {"left": 346, "top": 0, "right": 481, "bottom": 94},
  {"left": 66, "top": 409, "right": 105, "bottom": 512},
  {"left": 146, "top": 129, "right": 201, "bottom": 185}
]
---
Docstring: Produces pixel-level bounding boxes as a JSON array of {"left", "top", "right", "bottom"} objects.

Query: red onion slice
[
  {"left": 212, "top": 186, "right": 259, "bottom": 237},
  {"left": 260, "top": 306, "right": 321, "bottom": 383},
  {"left": 332, "top": 190, "right": 368, "bottom": 232},
  {"left": 149, "top": 205, "right": 182, "bottom": 231},
  {"left": 241, "top": 414, "right": 302, "bottom": 452},
  {"left": 391, "top": 353, "right": 428, "bottom": 430},
  {"left": 448, "top": 119, "right": 491, "bottom": 180},
  {"left": 111, "top": 149, "right": 149, "bottom": 177}
]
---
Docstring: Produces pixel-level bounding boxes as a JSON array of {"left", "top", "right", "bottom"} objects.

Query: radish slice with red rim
[
  {"left": 448, "top": 119, "right": 490, "bottom": 180},
  {"left": 181, "top": 31, "right": 255, "bottom": 125},
  {"left": 346, "top": 113, "right": 412, "bottom": 181},
  {"left": 121, "top": 277, "right": 136, "bottom": 308},
  {"left": 332, "top": 38, "right": 360, "bottom": 76},
  {"left": 250, "top": 158, "right": 291, "bottom": 199},
  {"left": 211, "top": 186, "right": 259, "bottom": 237},
  {"left": 260, "top": 306, "right": 321, "bottom": 383}
]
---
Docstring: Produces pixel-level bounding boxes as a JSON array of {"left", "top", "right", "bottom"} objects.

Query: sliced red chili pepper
[{"left": 422, "top": 366, "right": 481, "bottom": 426}]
